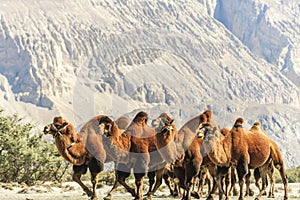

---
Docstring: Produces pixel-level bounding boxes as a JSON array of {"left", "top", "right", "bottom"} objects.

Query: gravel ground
[{"left": 1, "top": 181, "right": 299, "bottom": 200}]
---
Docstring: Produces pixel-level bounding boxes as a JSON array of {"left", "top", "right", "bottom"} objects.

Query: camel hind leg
[
  {"left": 267, "top": 162, "right": 275, "bottom": 198},
  {"left": 275, "top": 163, "right": 288, "bottom": 200},
  {"left": 236, "top": 158, "right": 249, "bottom": 200}
]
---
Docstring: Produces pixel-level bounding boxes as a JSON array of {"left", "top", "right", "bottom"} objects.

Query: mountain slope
[
  {"left": 214, "top": 0, "right": 300, "bottom": 86},
  {"left": 0, "top": 0, "right": 299, "bottom": 167}
]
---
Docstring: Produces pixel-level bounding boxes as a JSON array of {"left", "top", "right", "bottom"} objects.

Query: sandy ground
[{"left": 0, "top": 181, "right": 299, "bottom": 200}]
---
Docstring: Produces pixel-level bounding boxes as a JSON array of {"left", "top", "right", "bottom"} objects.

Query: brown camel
[
  {"left": 97, "top": 115, "right": 135, "bottom": 200},
  {"left": 99, "top": 115, "right": 174, "bottom": 199},
  {"left": 249, "top": 122, "right": 280, "bottom": 199},
  {"left": 123, "top": 111, "right": 166, "bottom": 200},
  {"left": 43, "top": 115, "right": 132, "bottom": 200},
  {"left": 152, "top": 112, "right": 206, "bottom": 200},
  {"left": 197, "top": 110, "right": 288, "bottom": 200}
]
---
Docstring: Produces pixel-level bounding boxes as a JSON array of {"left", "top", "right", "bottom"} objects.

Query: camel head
[
  {"left": 196, "top": 110, "right": 220, "bottom": 141},
  {"left": 43, "top": 116, "right": 87, "bottom": 166},
  {"left": 151, "top": 113, "right": 174, "bottom": 135},
  {"left": 98, "top": 116, "right": 115, "bottom": 137},
  {"left": 43, "top": 116, "right": 70, "bottom": 137}
]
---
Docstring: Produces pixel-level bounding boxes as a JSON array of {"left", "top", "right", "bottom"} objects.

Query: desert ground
[{"left": 1, "top": 181, "right": 299, "bottom": 200}]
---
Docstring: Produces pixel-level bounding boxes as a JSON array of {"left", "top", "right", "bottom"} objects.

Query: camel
[
  {"left": 122, "top": 111, "right": 167, "bottom": 200},
  {"left": 197, "top": 110, "right": 288, "bottom": 200},
  {"left": 98, "top": 115, "right": 174, "bottom": 199},
  {"left": 97, "top": 115, "right": 135, "bottom": 199},
  {"left": 152, "top": 112, "right": 207, "bottom": 200},
  {"left": 249, "top": 122, "right": 278, "bottom": 198},
  {"left": 43, "top": 115, "right": 132, "bottom": 200}
]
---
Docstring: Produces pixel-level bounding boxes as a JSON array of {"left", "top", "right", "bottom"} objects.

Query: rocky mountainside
[{"left": 0, "top": 0, "right": 299, "bottom": 167}]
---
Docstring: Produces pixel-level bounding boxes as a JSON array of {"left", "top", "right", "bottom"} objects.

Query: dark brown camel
[
  {"left": 97, "top": 115, "right": 135, "bottom": 200},
  {"left": 152, "top": 112, "right": 207, "bottom": 200},
  {"left": 123, "top": 111, "right": 166, "bottom": 200},
  {"left": 43, "top": 115, "right": 131, "bottom": 200},
  {"left": 197, "top": 110, "right": 288, "bottom": 200},
  {"left": 99, "top": 115, "right": 174, "bottom": 199}
]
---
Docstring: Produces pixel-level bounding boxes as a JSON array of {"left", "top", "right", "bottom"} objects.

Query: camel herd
[{"left": 43, "top": 110, "right": 288, "bottom": 200}]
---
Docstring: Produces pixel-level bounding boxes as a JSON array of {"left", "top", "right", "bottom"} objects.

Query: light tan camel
[{"left": 123, "top": 111, "right": 166, "bottom": 200}]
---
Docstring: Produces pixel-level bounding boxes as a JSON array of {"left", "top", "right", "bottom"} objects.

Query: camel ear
[
  {"left": 165, "top": 119, "right": 174, "bottom": 126},
  {"left": 53, "top": 116, "right": 63, "bottom": 124},
  {"left": 62, "top": 121, "right": 69, "bottom": 127},
  {"left": 169, "top": 119, "right": 174, "bottom": 124}
]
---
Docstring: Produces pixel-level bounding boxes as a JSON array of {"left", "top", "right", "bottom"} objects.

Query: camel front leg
[
  {"left": 237, "top": 159, "right": 249, "bottom": 200},
  {"left": 88, "top": 158, "right": 103, "bottom": 200},
  {"left": 72, "top": 165, "right": 93, "bottom": 198},
  {"left": 146, "top": 170, "right": 156, "bottom": 197},
  {"left": 134, "top": 173, "right": 146, "bottom": 200},
  {"left": 215, "top": 166, "right": 229, "bottom": 200},
  {"left": 163, "top": 171, "right": 175, "bottom": 196},
  {"left": 104, "top": 180, "right": 120, "bottom": 200},
  {"left": 244, "top": 171, "right": 254, "bottom": 197}
]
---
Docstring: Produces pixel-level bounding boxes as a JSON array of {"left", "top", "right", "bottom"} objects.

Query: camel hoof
[
  {"left": 103, "top": 194, "right": 112, "bottom": 200},
  {"left": 206, "top": 195, "right": 214, "bottom": 200},
  {"left": 129, "top": 189, "right": 136, "bottom": 197},
  {"left": 233, "top": 190, "right": 239, "bottom": 196},
  {"left": 90, "top": 196, "right": 98, "bottom": 200},
  {"left": 191, "top": 191, "right": 200, "bottom": 199},
  {"left": 268, "top": 193, "right": 275, "bottom": 198},
  {"left": 249, "top": 190, "right": 255, "bottom": 196}
]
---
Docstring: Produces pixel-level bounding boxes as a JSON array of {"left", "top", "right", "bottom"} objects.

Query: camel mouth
[
  {"left": 197, "top": 122, "right": 217, "bottom": 140},
  {"left": 43, "top": 125, "right": 52, "bottom": 134},
  {"left": 98, "top": 122, "right": 112, "bottom": 137}
]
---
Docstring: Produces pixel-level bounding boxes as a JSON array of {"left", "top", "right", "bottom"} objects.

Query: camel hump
[
  {"left": 133, "top": 111, "right": 148, "bottom": 125},
  {"left": 253, "top": 121, "right": 261, "bottom": 126},
  {"left": 233, "top": 117, "right": 244, "bottom": 128},
  {"left": 115, "top": 116, "right": 130, "bottom": 130},
  {"left": 98, "top": 116, "right": 114, "bottom": 124},
  {"left": 250, "top": 121, "right": 265, "bottom": 133}
]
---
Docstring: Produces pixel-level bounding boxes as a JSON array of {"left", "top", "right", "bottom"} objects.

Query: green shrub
[
  {"left": 0, "top": 110, "right": 71, "bottom": 185},
  {"left": 274, "top": 166, "right": 300, "bottom": 183}
]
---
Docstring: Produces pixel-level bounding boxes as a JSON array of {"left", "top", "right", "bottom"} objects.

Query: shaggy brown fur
[
  {"left": 44, "top": 115, "right": 132, "bottom": 200},
  {"left": 152, "top": 112, "right": 207, "bottom": 200},
  {"left": 199, "top": 110, "right": 288, "bottom": 200},
  {"left": 98, "top": 115, "right": 135, "bottom": 200},
  {"left": 44, "top": 116, "right": 103, "bottom": 200}
]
